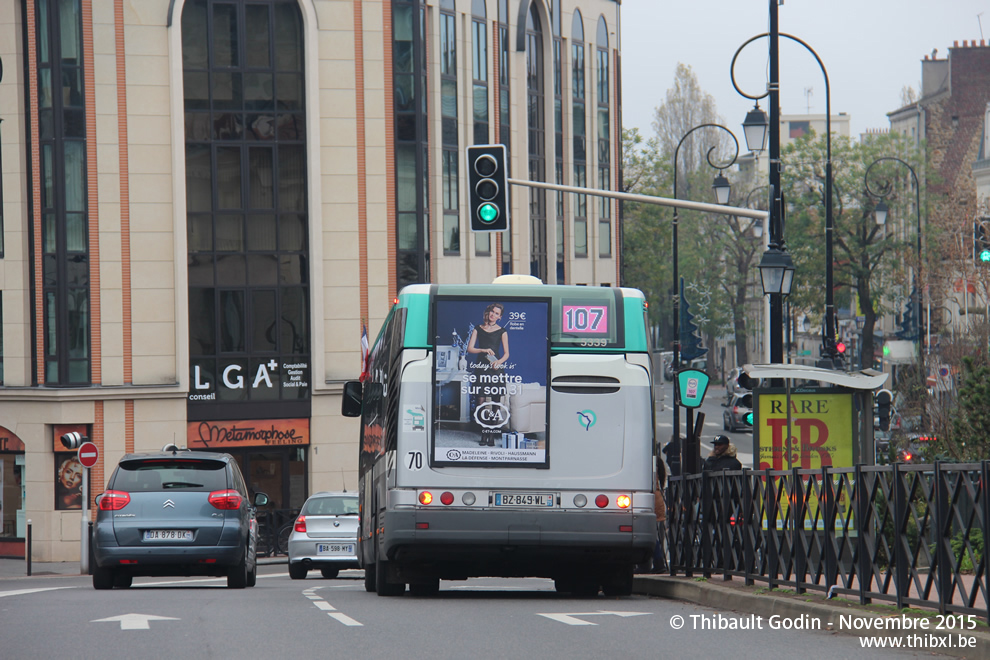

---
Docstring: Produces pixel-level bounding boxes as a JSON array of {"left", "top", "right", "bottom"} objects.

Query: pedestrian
[
  {"left": 652, "top": 459, "right": 668, "bottom": 573},
  {"left": 662, "top": 435, "right": 681, "bottom": 477},
  {"left": 702, "top": 434, "right": 742, "bottom": 472}
]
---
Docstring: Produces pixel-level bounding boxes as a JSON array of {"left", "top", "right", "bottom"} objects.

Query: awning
[{"left": 742, "top": 363, "right": 889, "bottom": 390}]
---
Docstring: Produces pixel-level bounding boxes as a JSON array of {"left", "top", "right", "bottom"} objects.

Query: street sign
[
  {"left": 77, "top": 441, "right": 99, "bottom": 468},
  {"left": 676, "top": 369, "right": 710, "bottom": 408}
]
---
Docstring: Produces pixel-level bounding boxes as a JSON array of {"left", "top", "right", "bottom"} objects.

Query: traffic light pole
[{"left": 506, "top": 178, "right": 768, "bottom": 221}]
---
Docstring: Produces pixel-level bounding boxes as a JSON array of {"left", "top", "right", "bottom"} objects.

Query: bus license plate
[
  {"left": 494, "top": 493, "right": 555, "bottom": 507},
  {"left": 317, "top": 544, "right": 354, "bottom": 555},
  {"left": 144, "top": 530, "right": 193, "bottom": 541}
]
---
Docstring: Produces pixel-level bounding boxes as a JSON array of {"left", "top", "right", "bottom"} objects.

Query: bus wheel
[
  {"left": 571, "top": 577, "right": 600, "bottom": 598},
  {"left": 602, "top": 566, "right": 634, "bottom": 597},
  {"left": 363, "top": 564, "right": 376, "bottom": 592},
  {"left": 375, "top": 560, "right": 405, "bottom": 597},
  {"left": 409, "top": 579, "right": 440, "bottom": 597}
]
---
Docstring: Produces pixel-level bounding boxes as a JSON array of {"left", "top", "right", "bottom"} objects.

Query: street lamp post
[
  {"left": 671, "top": 123, "right": 739, "bottom": 475},
  {"left": 865, "top": 156, "right": 925, "bottom": 398},
  {"left": 731, "top": 11, "right": 837, "bottom": 367}
]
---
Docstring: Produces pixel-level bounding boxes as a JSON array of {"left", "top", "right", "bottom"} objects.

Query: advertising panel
[
  {"left": 754, "top": 389, "right": 856, "bottom": 531},
  {"left": 754, "top": 389, "right": 854, "bottom": 471},
  {"left": 432, "top": 297, "right": 550, "bottom": 467}
]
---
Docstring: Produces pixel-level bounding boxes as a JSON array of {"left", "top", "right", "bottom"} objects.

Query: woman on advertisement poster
[{"left": 432, "top": 297, "right": 549, "bottom": 465}]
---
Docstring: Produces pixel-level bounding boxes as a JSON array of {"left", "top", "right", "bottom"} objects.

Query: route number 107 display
[{"left": 562, "top": 305, "right": 608, "bottom": 334}]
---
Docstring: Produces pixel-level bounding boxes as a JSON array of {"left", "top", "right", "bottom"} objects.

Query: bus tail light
[
  {"left": 419, "top": 491, "right": 433, "bottom": 505},
  {"left": 619, "top": 525, "right": 633, "bottom": 532},
  {"left": 595, "top": 494, "right": 609, "bottom": 508},
  {"left": 616, "top": 495, "right": 631, "bottom": 509},
  {"left": 440, "top": 492, "right": 454, "bottom": 505}
]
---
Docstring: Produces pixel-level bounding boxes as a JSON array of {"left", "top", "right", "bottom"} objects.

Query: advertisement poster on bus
[
  {"left": 432, "top": 297, "right": 550, "bottom": 467},
  {"left": 753, "top": 389, "right": 855, "bottom": 531}
]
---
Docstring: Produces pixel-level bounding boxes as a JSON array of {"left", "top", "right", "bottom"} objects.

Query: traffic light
[
  {"left": 735, "top": 371, "right": 760, "bottom": 391},
  {"left": 60, "top": 431, "right": 88, "bottom": 449},
  {"left": 467, "top": 144, "right": 509, "bottom": 232},
  {"left": 895, "top": 288, "right": 918, "bottom": 341},
  {"left": 875, "top": 389, "right": 893, "bottom": 432},
  {"left": 678, "top": 278, "right": 707, "bottom": 362},
  {"left": 975, "top": 219, "right": 990, "bottom": 265}
]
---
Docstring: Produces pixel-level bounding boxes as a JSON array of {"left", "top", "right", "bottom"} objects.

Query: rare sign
[
  {"left": 432, "top": 297, "right": 550, "bottom": 467},
  {"left": 753, "top": 389, "right": 854, "bottom": 471}
]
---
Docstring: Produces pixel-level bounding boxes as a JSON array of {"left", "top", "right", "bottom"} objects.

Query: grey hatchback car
[
  {"left": 91, "top": 447, "right": 268, "bottom": 589},
  {"left": 287, "top": 491, "right": 360, "bottom": 579}
]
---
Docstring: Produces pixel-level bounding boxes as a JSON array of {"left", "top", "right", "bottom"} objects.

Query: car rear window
[
  {"left": 303, "top": 496, "right": 359, "bottom": 516},
  {"left": 112, "top": 459, "right": 228, "bottom": 492}
]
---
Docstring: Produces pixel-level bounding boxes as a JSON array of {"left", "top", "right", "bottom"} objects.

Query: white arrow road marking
[
  {"left": 91, "top": 613, "right": 180, "bottom": 630},
  {"left": 302, "top": 587, "right": 362, "bottom": 626},
  {"left": 538, "top": 611, "right": 650, "bottom": 626},
  {"left": 0, "top": 587, "right": 75, "bottom": 599}
]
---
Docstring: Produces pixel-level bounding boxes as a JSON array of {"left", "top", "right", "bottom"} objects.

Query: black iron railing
[
  {"left": 667, "top": 462, "right": 990, "bottom": 623},
  {"left": 256, "top": 508, "right": 300, "bottom": 557}
]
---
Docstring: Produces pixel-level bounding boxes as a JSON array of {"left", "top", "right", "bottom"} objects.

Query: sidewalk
[{"left": 634, "top": 574, "right": 990, "bottom": 659}]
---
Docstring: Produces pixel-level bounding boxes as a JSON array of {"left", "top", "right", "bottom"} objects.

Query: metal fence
[{"left": 667, "top": 462, "right": 990, "bottom": 622}]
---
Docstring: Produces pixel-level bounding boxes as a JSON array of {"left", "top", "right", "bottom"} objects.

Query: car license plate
[
  {"left": 317, "top": 544, "right": 354, "bottom": 555},
  {"left": 493, "top": 492, "right": 555, "bottom": 507},
  {"left": 144, "top": 529, "right": 193, "bottom": 541}
]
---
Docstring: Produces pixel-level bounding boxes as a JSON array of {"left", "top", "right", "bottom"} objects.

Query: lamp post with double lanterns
[
  {"left": 865, "top": 156, "right": 925, "bottom": 399},
  {"left": 729, "top": 1, "right": 795, "bottom": 372},
  {"left": 732, "top": 9, "right": 839, "bottom": 370},
  {"left": 671, "top": 123, "right": 738, "bottom": 475}
]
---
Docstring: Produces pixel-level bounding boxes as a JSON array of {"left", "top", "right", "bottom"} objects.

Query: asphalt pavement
[{"left": 3, "top": 556, "right": 986, "bottom": 657}]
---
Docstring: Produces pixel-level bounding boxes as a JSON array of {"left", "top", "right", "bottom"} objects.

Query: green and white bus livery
[{"left": 341, "top": 278, "right": 657, "bottom": 597}]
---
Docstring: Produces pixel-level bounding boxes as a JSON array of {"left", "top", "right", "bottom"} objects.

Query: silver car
[{"left": 287, "top": 491, "right": 360, "bottom": 579}]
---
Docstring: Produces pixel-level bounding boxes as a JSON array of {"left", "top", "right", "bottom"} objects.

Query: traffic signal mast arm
[{"left": 505, "top": 178, "right": 768, "bottom": 221}]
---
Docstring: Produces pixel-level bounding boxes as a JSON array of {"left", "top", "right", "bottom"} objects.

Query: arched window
[
  {"left": 596, "top": 16, "right": 611, "bottom": 257},
  {"left": 527, "top": 4, "right": 546, "bottom": 281},
  {"left": 182, "top": 0, "right": 311, "bottom": 419},
  {"left": 472, "top": 0, "right": 491, "bottom": 256},
  {"left": 36, "top": 0, "right": 91, "bottom": 385},
  {"left": 552, "top": 0, "right": 565, "bottom": 282},
  {"left": 498, "top": 0, "right": 511, "bottom": 273},
  {"left": 440, "top": 0, "right": 459, "bottom": 256},
  {"left": 392, "top": 0, "right": 430, "bottom": 287},
  {"left": 571, "top": 10, "right": 587, "bottom": 258}
]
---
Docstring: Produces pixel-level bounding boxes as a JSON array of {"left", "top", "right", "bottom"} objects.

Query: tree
[
  {"left": 942, "top": 356, "right": 990, "bottom": 461},
  {"left": 780, "top": 130, "right": 922, "bottom": 369},
  {"left": 623, "top": 64, "right": 757, "bottom": 370}
]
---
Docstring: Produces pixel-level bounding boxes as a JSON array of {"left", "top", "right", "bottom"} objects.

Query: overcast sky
[{"left": 620, "top": 0, "right": 989, "bottom": 142}]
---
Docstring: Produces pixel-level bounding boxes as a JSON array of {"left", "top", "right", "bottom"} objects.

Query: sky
[{"left": 619, "top": 0, "right": 990, "bottom": 142}]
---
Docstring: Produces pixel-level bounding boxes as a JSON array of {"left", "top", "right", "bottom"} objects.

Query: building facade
[{"left": 0, "top": 0, "right": 622, "bottom": 561}]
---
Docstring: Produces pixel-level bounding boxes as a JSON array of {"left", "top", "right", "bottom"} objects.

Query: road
[
  {"left": 0, "top": 567, "right": 933, "bottom": 659},
  {"left": 656, "top": 379, "right": 756, "bottom": 468}
]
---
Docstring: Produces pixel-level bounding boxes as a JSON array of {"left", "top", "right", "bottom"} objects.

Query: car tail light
[
  {"left": 99, "top": 490, "right": 131, "bottom": 510},
  {"left": 419, "top": 491, "right": 433, "bottom": 505},
  {"left": 440, "top": 491, "right": 454, "bottom": 505},
  {"left": 595, "top": 494, "right": 609, "bottom": 508},
  {"left": 208, "top": 489, "right": 243, "bottom": 510},
  {"left": 734, "top": 406, "right": 742, "bottom": 415},
  {"left": 616, "top": 494, "right": 631, "bottom": 509},
  {"left": 294, "top": 515, "right": 307, "bottom": 533}
]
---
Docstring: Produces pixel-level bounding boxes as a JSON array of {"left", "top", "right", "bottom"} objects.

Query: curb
[{"left": 634, "top": 576, "right": 990, "bottom": 658}]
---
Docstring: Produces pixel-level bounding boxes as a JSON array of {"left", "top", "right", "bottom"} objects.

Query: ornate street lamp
[
  {"left": 742, "top": 103, "right": 769, "bottom": 154},
  {"left": 865, "top": 156, "right": 925, "bottom": 400},
  {"left": 671, "top": 123, "right": 739, "bottom": 475}
]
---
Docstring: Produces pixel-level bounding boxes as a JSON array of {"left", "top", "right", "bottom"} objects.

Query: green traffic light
[
  {"left": 980, "top": 249, "right": 990, "bottom": 263},
  {"left": 478, "top": 202, "right": 499, "bottom": 224},
  {"left": 744, "top": 412, "right": 753, "bottom": 426}
]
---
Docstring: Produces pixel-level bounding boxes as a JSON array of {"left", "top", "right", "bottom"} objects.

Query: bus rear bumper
[{"left": 381, "top": 508, "right": 655, "bottom": 578}]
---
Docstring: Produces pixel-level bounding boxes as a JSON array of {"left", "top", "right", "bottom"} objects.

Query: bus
[{"left": 341, "top": 276, "right": 657, "bottom": 597}]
